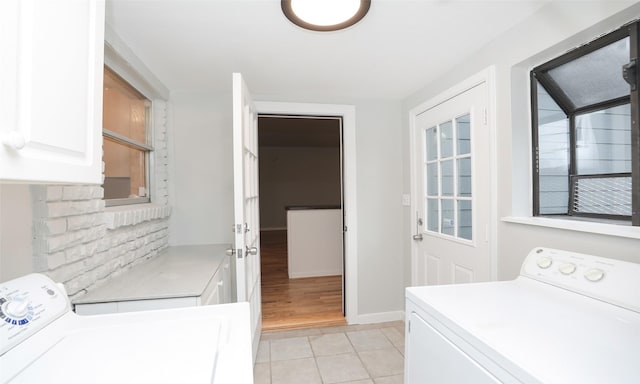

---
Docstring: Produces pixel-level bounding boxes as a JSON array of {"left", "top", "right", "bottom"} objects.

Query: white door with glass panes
[
  {"left": 412, "top": 81, "right": 491, "bottom": 286},
  {"left": 232, "top": 73, "right": 262, "bottom": 361}
]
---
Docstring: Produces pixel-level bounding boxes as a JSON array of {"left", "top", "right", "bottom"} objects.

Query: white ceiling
[{"left": 106, "top": 0, "right": 551, "bottom": 101}]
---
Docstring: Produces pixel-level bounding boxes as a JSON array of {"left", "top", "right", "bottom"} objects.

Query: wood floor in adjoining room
[{"left": 260, "top": 230, "right": 345, "bottom": 331}]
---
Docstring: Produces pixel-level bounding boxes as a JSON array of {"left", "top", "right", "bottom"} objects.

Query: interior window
[
  {"left": 102, "top": 67, "right": 153, "bottom": 206},
  {"left": 531, "top": 22, "right": 639, "bottom": 225}
]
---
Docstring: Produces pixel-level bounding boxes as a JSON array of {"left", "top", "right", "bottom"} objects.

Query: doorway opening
[{"left": 258, "top": 114, "right": 346, "bottom": 331}]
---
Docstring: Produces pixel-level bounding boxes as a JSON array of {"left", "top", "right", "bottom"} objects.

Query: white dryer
[
  {"left": 0, "top": 273, "right": 253, "bottom": 384},
  {"left": 405, "top": 247, "right": 640, "bottom": 383}
]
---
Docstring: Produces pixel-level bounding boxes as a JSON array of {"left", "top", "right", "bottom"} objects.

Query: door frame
[
  {"left": 408, "top": 67, "right": 498, "bottom": 285},
  {"left": 255, "top": 101, "right": 358, "bottom": 324}
]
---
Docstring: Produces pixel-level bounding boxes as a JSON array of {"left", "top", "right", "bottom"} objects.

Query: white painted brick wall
[{"left": 31, "top": 100, "right": 172, "bottom": 299}]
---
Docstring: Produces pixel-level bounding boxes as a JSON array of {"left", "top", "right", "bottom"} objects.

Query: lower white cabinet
[{"left": 73, "top": 244, "right": 231, "bottom": 315}]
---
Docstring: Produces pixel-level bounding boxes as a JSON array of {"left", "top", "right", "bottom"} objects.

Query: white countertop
[{"left": 73, "top": 244, "right": 230, "bottom": 304}]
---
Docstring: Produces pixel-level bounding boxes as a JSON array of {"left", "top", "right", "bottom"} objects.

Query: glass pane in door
[
  {"left": 441, "top": 199, "right": 455, "bottom": 236},
  {"left": 457, "top": 158, "right": 471, "bottom": 197},
  {"left": 440, "top": 121, "right": 453, "bottom": 158},
  {"left": 426, "top": 163, "right": 438, "bottom": 195},
  {"left": 427, "top": 198, "right": 439, "bottom": 232},
  {"left": 426, "top": 127, "right": 438, "bottom": 161},
  {"left": 457, "top": 115, "right": 471, "bottom": 155},
  {"left": 441, "top": 160, "right": 454, "bottom": 196},
  {"left": 458, "top": 200, "right": 472, "bottom": 240}
]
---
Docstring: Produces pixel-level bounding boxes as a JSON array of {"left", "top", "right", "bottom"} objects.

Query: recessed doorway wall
[
  {"left": 258, "top": 116, "right": 342, "bottom": 231},
  {"left": 258, "top": 115, "right": 345, "bottom": 330}
]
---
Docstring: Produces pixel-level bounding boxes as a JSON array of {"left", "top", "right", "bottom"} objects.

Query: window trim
[
  {"left": 103, "top": 27, "right": 170, "bottom": 212},
  {"left": 530, "top": 20, "right": 640, "bottom": 225},
  {"left": 103, "top": 129, "right": 154, "bottom": 152},
  {"left": 630, "top": 22, "right": 640, "bottom": 226},
  {"left": 502, "top": 216, "right": 640, "bottom": 240}
]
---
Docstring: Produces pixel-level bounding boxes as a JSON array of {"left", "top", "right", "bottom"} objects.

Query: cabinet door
[
  {"left": 0, "top": 0, "right": 105, "bottom": 184},
  {"left": 221, "top": 256, "right": 231, "bottom": 303}
]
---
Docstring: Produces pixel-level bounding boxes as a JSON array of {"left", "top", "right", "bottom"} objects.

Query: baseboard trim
[
  {"left": 289, "top": 271, "right": 343, "bottom": 279},
  {"left": 352, "top": 310, "right": 405, "bottom": 325},
  {"left": 260, "top": 227, "right": 287, "bottom": 232}
]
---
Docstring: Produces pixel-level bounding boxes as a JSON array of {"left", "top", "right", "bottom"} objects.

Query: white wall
[
  {"left": 169, "top": 91, "right": 234, "bottom": 246},
  {"left": 259, "top": 146, "right": 341, "bottom": 229},
  {"left": 354, "top": 101, "right": 404, "bottom": 316},
  {"left": 402, "top": 1, "right": 640, "bottom": 283},
  {"left": 0, "top": 185, "right": 33, "bottom": 281},
  {"left": 168, "top": 91, "right": 405, "bottom": 319}
]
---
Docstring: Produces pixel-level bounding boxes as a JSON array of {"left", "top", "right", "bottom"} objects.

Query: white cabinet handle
[{"left": 3, "top": 131, "right": 26, "bottom": 150}]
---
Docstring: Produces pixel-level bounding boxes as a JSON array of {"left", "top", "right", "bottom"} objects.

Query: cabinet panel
[
  {"left": 201, "top": 271, "right": 222, "bottom": 306},
  {"left": 200, "top": 256, "right": 231, "bottom": 306},
  {"left": 0, "top": 0, "right": 105, "bottom": 184},
  {"left": 407, "top": 311, "right": 501, "bottom": 384}
]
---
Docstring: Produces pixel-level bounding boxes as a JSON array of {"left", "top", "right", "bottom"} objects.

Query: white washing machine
[
  {"left": 0, "top": 273, "right": 253, "bottom": 384},
  {"left": 405, "top": 247, "right": 640, "bottom": 383}
]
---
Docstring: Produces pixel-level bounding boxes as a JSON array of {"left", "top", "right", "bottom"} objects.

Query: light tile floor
[{"left": 254, "top": 321, "right": 405, "bottom": 384}]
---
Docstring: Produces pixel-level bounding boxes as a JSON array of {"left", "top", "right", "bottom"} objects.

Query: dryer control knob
[
  {"left": 536, "top": 256, "right": 553, "bottom": 269},
  {"left": 559, "top": 263, "right": 576, "bottom": 275},
  {"left": 584, "top": 268, "right": 605, "bottom": 282},
  {"left": 3, "top": 299, "right": 29, "bottom": 318}
]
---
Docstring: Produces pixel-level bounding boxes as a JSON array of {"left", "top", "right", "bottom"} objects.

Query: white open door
[{"left": 232, "top": 73, "right": 261, "bottom": 359}]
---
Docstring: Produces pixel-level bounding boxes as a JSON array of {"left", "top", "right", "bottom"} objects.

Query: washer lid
[
  {"left": 406, "top": 277, "right": 640, "bottom": 384},
  {"left": 8, "top": 317, "right": 221, "bottom": 383}
]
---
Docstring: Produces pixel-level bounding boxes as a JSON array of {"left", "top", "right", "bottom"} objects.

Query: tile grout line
[
  {"left": 309, "top": 335, "right": 327, "bottom": 384},
  {"left": 259, "top": 322, "right": 406, "bottom": 384},
  {"left": 346, "top": 329, "right": 376, "bottom": 383}
]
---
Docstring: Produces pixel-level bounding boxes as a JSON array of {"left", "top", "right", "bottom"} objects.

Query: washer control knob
[
  {"left": 3, "top": 299, "right": 29, "bottom": 318},
  {"left": 558, "top": 263, "right": 577, "bottom": 275},
  {"left": 536, "top": 256, "right": 553, "bottom": 269},
  {"left": 584, "top": 268, "right": 605, "bottom": 282}
]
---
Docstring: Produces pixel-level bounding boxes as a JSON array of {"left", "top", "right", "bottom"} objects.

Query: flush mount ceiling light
[{"left": 281, "top": 0, "right": 371, "bottom": 32}]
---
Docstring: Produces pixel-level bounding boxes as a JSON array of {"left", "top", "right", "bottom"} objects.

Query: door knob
[
  {"left": 246, "top": 246, "right": 258, "bottom": 256},
  {"left": 225, "top": 247, "right": 235, "bottom": 256},
  {"left": 413, "top": 212, "right": 423, "bottom": 241}
]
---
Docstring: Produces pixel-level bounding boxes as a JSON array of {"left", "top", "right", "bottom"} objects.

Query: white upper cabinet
[{"left": 0, "top": 0, "right": 105, "bottom": 184}]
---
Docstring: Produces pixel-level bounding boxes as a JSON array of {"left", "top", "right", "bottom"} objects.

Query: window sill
[
  {"left": 501, "top": 216, "right": 640, "bottom": 240},
  {"left": 104, "top": 203, "right": 171, "bottom": 230}
]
